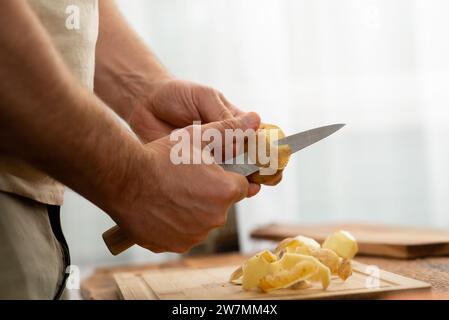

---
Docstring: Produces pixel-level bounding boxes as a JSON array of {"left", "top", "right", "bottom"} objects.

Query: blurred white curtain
[{"left": 62, "top": 0, "right": 449, "bottom": 268}]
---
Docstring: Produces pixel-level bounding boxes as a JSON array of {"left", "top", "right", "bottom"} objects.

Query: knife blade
[{"left": 219, "top": 123, "right": 345, "bottom": 176}]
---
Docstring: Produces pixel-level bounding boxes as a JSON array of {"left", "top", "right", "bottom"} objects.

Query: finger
[
  {"left": 195, "top": 88, "right": 235, "bottom": 122},
  {"left": 225, "top": 171, "right": 250, "bottom": 202},
  {"left": 184, "top": 112, "right": 260, "bottom": 152},
  {"left": 200, "top": 112, "right": 261, "bottom": 162},
  {"left": 247, "top": 183, "right": 261, "bottom": 198},
  {"left": 218, "top": 92, "right": 246, "bottom": 117}
]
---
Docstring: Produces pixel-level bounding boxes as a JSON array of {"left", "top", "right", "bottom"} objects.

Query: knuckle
[
  {"left": 221, "top": 118, "right": 236, "bottom": 130},
  {"left": 195, "top": 85, "right": 214, "bottom": 99},
  {"left": 216, "top": 106, "right": 230, "bottom": 120}
]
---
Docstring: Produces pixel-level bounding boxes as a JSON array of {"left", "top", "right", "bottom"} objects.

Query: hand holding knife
[{"left": 103, "top": 124, "right": 345, "bottom": 255}]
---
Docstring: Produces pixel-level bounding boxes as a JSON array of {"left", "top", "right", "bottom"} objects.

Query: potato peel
[
  {"left": 337, "top": 258, "right": 353, "bottom": 281},
  {"left": 310, "top": 248, "right": 341, "bottom": 275},
  {"left": 229, "top": 266, "right": 243, "bottom": 285},
  {"left": 275, "top": 235, "right": 320, "bottom": 256},
  {"left": 241, "top": 250, "right": 278, "bottom": 290},
  {"left": 259, "top": 260, "right": 317, "bottom": 292},
  {"left": 230, "top": 231, "right": 358, "bottom": 293}
]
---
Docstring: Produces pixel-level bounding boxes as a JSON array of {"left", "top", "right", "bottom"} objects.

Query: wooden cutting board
[
  {"left": 113, "top": 262, "right": 430, "bottom": 300},
  {"left": 251, "top": 223, "right": 449, "bottom": 259}
]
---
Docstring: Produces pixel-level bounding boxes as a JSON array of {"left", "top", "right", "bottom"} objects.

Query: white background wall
[{"left": 62, "top": 0, "right": 449, "bottom": 269}]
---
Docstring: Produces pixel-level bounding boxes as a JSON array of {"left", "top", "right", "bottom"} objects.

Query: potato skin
[
  {"left": 248, "top": 169, "right": 284, "bottom": 186},
  {"left": 247, "top": 124, "right": 291, "bottom": 185}
]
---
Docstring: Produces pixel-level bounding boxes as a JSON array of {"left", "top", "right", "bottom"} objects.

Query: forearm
[
  {"left": 0, "top": 0, "right": 146, "bottom": 213},
  {"left": 95, "top": 0, "right": 171, "bottom": 122}
]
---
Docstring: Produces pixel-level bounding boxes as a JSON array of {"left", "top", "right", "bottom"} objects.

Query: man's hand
[
  {"left": 126, "top": 79, "right": 264, "bottom": 197},
  {"left": 111, "top": 113, "right": 260, "bottom": 253},
  {"left": 95, "top": 2, "right": 267, "bottom": 195},
  {"left": 129, "top": 79, "right": 245, "bottom": 142}
]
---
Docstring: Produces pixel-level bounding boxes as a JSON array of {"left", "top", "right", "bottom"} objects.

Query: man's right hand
[{"left": 109, "top": 113, "right": 260, "bottom": 253}]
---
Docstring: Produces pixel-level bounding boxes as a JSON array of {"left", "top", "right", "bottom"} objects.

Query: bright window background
[{"left": 62, "top": 0, "right": 449, "bottom": 269}]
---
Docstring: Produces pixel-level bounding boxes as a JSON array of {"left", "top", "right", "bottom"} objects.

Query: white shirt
[{"left": 0, "top": 0, "right": 99, "bottom": 205}]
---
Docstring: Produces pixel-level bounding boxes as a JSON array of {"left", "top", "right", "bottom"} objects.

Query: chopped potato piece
[{"left": 322, "top": 230, "right": 358, "bottom": 259}]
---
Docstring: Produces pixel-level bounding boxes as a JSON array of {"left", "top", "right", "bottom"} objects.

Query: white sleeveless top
[{"left": 0, "top": 0, "right": 99, "bottom": 205}]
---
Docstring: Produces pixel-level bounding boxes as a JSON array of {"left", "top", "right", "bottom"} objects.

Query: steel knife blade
[{"left": 219, "top": 124, "right": 345, "bottom": 176}]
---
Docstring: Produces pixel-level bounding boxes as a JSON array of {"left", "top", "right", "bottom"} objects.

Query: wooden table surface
[{"left": 80, "top": 252, "right": 449, "bottom": 300}]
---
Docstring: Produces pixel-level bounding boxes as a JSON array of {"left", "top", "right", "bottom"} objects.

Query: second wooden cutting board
[{"left": 250, "top": 223, "right": 449, "bottom": 259}]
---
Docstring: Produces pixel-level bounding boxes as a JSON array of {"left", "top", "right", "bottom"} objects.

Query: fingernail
[{"left": 242, "top": 112, "right": 260, "bottom": 129}]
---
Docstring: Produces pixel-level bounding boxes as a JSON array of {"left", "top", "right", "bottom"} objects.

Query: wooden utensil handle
[{"left": 102, "top": 225, "right": 135, "bottom": 255}]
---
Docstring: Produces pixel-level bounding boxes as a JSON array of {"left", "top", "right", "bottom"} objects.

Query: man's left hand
[{"left": 129, "top": 79, "right": 248, "bottom": 143}]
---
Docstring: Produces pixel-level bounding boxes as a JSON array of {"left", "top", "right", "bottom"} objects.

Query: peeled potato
[
  {"left": 247, "top": 124, "right": 291, "bottom": 185},
  {"left": 322, "top": 230, "right": 359, "bottom": 259}
]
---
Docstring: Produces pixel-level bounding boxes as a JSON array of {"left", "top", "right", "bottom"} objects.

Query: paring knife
[
  {"left": 220, "top": 123, "right": 345, "bottom": 176},
  {"left": 102, "top": 124, "right": 345, "bottom": 255}
]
